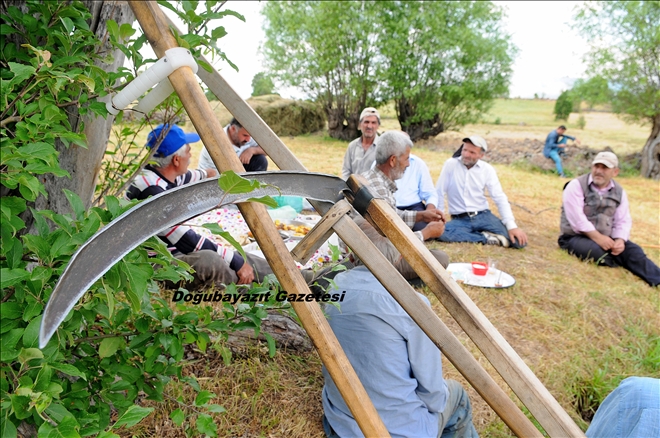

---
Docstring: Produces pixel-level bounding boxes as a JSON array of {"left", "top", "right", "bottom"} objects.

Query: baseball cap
[
  {"left": 360, "top": 107, "right": 381, "bottom": 123},
  {"left": 592, "top": 151, "right": 619, "bottom": 169},
  {"left": 463, "top": 135, "right": 488, "bottom": 151},
  {"left": 146, "top": 124, "right": 200, "bottom": 157}
]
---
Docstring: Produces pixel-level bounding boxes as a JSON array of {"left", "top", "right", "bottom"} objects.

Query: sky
[{"left": 164, "top": 1, "right": 591, "bottom": 100}]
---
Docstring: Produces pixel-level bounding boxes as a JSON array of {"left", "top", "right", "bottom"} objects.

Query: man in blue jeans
[
  {"left": 435, "top": 135, "right": 528, "bottom": 248},
  {"left": 544, "top": 125, "right": 580, "bottom": 177}
]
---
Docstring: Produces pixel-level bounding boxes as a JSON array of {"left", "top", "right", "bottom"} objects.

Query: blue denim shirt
[{"left": 543, "top": 130, "right": 575, "bottom": 157}]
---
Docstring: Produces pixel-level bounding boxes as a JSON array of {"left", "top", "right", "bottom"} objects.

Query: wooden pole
[
  {"left": 346, "top": 176, "right": 585, "bottom": 438},
  {"left": 129, "top": 2, "right": 389, "bottom": 436}
]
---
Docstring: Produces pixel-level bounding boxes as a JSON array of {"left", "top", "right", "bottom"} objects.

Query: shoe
[
  {"left": 482, "top": 231, "right": 510, "bottom": 248},
  {"left": 559, "top": 173, "right": 567, "bottom": 178}
]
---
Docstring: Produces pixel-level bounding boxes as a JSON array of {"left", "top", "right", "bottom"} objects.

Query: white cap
[
  {"left": 592, "top": 151, "right": 619, "bottom": 169},
  {"left": 359, "top": 107, "right": 380, "bottom": 124},
  {"left": 463, "top": 135, "right": 488, "bottom": 151}
]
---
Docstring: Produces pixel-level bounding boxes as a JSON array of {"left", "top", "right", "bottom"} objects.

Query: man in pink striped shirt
[
  {"left": 558, "top": 151, "right": 659, "bottom": 287},
  {"left": 127, "top": 124, "right": 272, "bottom": 289}
]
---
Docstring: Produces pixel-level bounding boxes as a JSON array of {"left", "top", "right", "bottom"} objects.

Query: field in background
[{"left": 123, "top": 98, "right": 658, "bottom": 437}]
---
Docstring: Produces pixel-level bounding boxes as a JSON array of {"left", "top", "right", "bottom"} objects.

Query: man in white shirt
[
  {"left": 435, "top": 135, "right": 528, "bottom": 248},
  {"left": 198, "top": 118, "right": 268, "bottom": 172},
  {"left": 342, "top": 107, "right": 380, "bottom": 180},
  {"left": 395, "top": 154, "right": 438, "bottom": 232}
]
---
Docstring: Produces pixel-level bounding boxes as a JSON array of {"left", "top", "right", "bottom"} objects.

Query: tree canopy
[
  {"left": 261, "top": 0, "right": 514, "bottom": 142},
  {"left": 575, "top": 0, "right": 660, "bottom": 179},
  {"left": 251, "top": 72, "right": 276, "bottom": 96},
  {"left": 376, "top": 1, "right": 514, "bottom": 140},
  {"left": 262, "top": 1, "right": 380, "bottom": 140}
]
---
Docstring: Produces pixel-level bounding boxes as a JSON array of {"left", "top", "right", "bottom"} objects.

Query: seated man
[
  {"left": 395, "top": 153, "right": 439, "bottom": 232},
  {"left": 321, "top": 264, "right": 477, "bottom": 437},
  {"left": 544, "top": 125, "right": 580, "bottom": 178},
  {"left": 559, "top": 151, "right": 660, "bottom": 287},
  {"left": 342, "top": 107, "right": 380, "bottom": 180},
  {"left": 435, "top": 135, "right": 528, "bottom": 248},
  {"left": 198, "top": 117, "right": 268, "bottom": 173},
  {"left": 363, "top": 131, "right": 446, "bottom": 242},
  {"left": 127, "top": 124, "right": 272, "bottom": 289},
  {"left": 586, "top": 376, "right": 659, "bottom": 437}
]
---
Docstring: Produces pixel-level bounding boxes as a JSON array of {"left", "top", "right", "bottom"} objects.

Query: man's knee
[
  {"left": 431, "top": 249, "right": 449, "bottom": 268},
  {"left": 245, "top": 154, "right": 268, "bottom": 172}
]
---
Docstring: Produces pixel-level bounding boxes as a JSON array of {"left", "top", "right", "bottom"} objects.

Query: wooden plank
[
  {"left": 330, "top": 215, "right": 542, "bottom": 437},
  {"left": 291, "top": 200, "right": 352, "bottom": 264},
  {"left": 129, "top": 3, "right": 389, "bottom": 436},
  {"left": 346, "top": 175, "right": 585, "bottom": 438}
]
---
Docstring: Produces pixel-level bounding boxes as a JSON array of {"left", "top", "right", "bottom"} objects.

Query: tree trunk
[
  {"left": 35, "top": 1, "right": 134, "bottom": 217},
  {"left": 396, "top": 97, "right": 444, "bottom": 142},
  {"left": 640, "top": 113, "right": 660, "bottom": 180},
  {"left": 326, "top": 101, "right": 361, "bottom": 141}
]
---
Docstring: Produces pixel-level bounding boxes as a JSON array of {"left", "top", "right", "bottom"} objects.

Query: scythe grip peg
[{"left": 106, "top": 47, "right": 198, "bottom": 115}]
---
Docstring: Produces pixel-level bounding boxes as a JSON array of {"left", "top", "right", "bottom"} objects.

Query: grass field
[{"left": 123, "top": 99, "right": 659, "bottom": 437}]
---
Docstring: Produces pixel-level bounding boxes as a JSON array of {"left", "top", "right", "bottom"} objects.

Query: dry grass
[{"left": 114, "top": 99, "right": 659, "bottom": 437}]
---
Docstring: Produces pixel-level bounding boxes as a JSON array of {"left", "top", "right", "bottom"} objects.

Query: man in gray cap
[
  {"left": 559, "top": 151, "right": 660, "bottom": 287},
  {"left": 435, "top": 135, "right": 528, "bottom": 248},
  {"left": 342, "top": 107, "right": 380, "bottom": 180}
]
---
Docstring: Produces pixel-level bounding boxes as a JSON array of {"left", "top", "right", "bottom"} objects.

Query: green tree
[
  {"left": 575, "top": 1, "right": 660, "bottom": 179},
  {"left": 571, "top": 76, "right": 611, "bottom": 110},
  {"left": 376, "top": 1, "right": 515, "bottom": 141},
  {"left": 262, "top": 1, "right": 380, "bottom": 141},
  {"left": 251, "top": 72, "right": 276, "bottom": 96},
  {"left": 554, "top": 90, "right": 574, "bottom": 121}
]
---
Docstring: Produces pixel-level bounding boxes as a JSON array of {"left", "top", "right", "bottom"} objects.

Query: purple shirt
[{"left": 562, "top": 174, "right": 632, "bottom": 240}]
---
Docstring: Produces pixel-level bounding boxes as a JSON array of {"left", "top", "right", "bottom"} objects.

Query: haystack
[{"left": 251, "top": 95, "right": 326, "bottom": 136}]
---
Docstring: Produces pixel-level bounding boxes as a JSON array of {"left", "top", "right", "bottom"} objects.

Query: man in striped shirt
[{"left": 127, "top": 124, "right": 271, "bottom": 289}]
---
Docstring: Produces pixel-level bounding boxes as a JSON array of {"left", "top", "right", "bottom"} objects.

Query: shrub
[{"left": 554, "top": 90, "right": 573, "bottom": 121}]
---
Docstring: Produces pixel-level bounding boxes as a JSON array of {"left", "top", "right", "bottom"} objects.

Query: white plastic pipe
[{"left": 106, "top": 47, "right": 198, "bottom": 115}]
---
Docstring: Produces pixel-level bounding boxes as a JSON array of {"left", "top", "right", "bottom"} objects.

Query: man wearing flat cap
[
  {"left": 435, "top": 135, "right": 528, "bottom": 248},
  {"left": 342, "top": 107, "right": 380, "bottom": 180},
  {"left": 126, "top": 124, "right": 272, "bottom": 288},
  {"left": 559, "top": 151, "right": 660, "bottom": 287}
]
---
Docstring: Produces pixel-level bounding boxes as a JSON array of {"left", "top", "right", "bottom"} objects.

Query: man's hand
[
  {"left": 508, "top": 228, "right": 528, "bottom": 247},
  {"left": 587, "top": 231, "right": 615, "bottom": 251},
  {"left": 204, "top": 168, "right": 218, "bottom": 178},
  {"left": 611, "top": 238, "right": 625, "bottom": 256},
  {"left": 239, "top": 148, "right": 255, "bottom": 165},
  {"left": 236, "top": 263, "right": 255, "bottom": 284},
  {"left": 416, "top": 208, "right": 444, "bottom": 224},
  {"left": 421, "top": 221, "right": 445, "bottom": 240}
]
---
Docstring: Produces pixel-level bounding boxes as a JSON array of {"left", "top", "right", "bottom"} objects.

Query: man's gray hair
[
  {"left": 152, "top": 144, "right": 187, "bottom": 167},
  {"left": 375, "top": 131, "right": 413, "bottom": 165}
]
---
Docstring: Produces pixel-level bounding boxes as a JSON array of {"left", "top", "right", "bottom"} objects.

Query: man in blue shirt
[
  {"left": 321, "top": 264, "right": 477, "bottom": 437},
  {"left": 543, "top": 125, "right": 580, "bottom": 177},
  {"left": 395, "top": 154, "right": 439, "bottom": 232}
]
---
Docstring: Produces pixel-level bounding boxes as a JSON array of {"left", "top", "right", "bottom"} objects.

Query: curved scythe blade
[{"left": 39, "top": 171, "right": 347, "bottom": 348}]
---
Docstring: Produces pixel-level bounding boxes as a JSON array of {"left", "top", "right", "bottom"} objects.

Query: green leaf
[
  {"left": 263, "top": 333, "right": 276, "bottom": 358},
  {"left": 7, "top": 62, "right": 35, "bottom": 84},
  {"left": 47, "top": 415, "right": 80, "bottom": 438},
  {"left": 98, "top": 337, "right": 123, "bottom": 359},
  {"left": 218, "top": 170, "right": 272, "bottom": 194},
  {"left": 200, "top": 224, "right": 246, "bottom": 259},
  {"left": 0, "top": 268, "right": 30, "bottom": 289},
  {"left": 22, "top": 317, "right": 41, "bottom": 348},
  {"left": 0, "top": 417, "right": 17, "bottom": 438},
  {"left": 194, "top": 390, "right": 215, "bottom": 406},
  {"left": 50, "top": 362, "right": 87, "bottom": 381},
  {"left": 97, "top": 432, "right": 120, "bottom": 438},
  {"left": 205, "top": 404, "right": 226, "bottom": 414},
  {"left": 121, "top": 262, "right": 152, "bottom": 312},
  {"left": 169, "top": 408, "right": 185, "bottom": 426},
  {"left": 246, "top": 195, "right": 278, "bottom": 208},
  {"left": 62, "top": 189, "right": 85, "bottom": 221},
  {"left": 112, "top": 405, "right": 154, "bottom": 429},
  {"left": 18, "top": 347, "right": 43, "bottom": 365},
  {"left": 195, "top": 414, "right": 217, "bottom": 437}
]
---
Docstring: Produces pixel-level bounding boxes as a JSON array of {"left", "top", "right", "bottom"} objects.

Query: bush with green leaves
[
  {"left": 1, "top": 1, "right": 285, "bottom": 436},
  {"left": 554, "top": 90, "right": 574, "bottom": 121}
]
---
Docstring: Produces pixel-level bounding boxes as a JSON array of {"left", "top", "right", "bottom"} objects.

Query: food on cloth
[{"left": 274, "top": 220, "right": 312, "bottom": 237}]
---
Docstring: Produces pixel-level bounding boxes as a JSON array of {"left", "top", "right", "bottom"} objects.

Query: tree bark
[
  {"left": 640, "top": 113, "right": 660, "bottom": 180},
  {"left": 34, "top": 1, "right": 134, "bottom": 218},
  {"left": 396, "top": 97, "right": 445, "bottom": 142}
]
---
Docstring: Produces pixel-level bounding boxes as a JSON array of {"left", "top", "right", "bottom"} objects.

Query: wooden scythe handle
[
  {"left": 346, "top": 176, "right": 585, "bottom": 438},
  {"left": 128, "top": 2, "right": 389, "bottom": 436}
]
